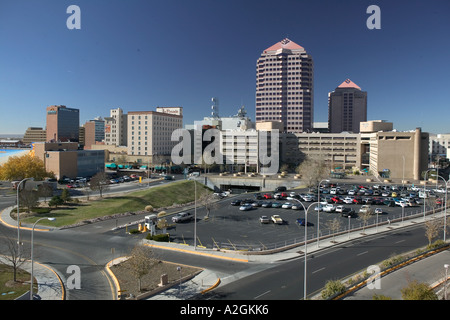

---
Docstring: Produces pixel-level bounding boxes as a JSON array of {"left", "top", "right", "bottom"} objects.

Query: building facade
[
  {"left": 23, "top": 127, "right": 47, "bottom": 145},
  {"left": 255, "top": 38, "right": 314, "bottom": 133},
  {"left": 328, "top": 79, "right": 367, "bottom": 133},
  {"left": 83, "top": 117, "right": 105, "bottom": 150},
  {"left": 46, "top": 105, "right": 80, "bottom": 143},
  {"left": 104, "top": 108, "right": 128, "bottom": 147},
  {"left": 127, "top": 110, "right": 183, "bottom": 158}
]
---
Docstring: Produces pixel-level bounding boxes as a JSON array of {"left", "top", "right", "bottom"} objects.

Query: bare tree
[
  {"left": 326, "top": 218, "right": 342, "bottom": 243},
  {"left": 296, "top": 154, "right": 328, "bottom": 188},
  {"left": 89, "top": 172, "right": 110, "bottom": 198},
  {"left": 37, "top": 183, "right": 53, "bottom": 203},
  {"left": 0, "top": 228, "right": 30, "bottom": 282},
  {"left": 19, "top": 189, "right": 39, "bottom": 213},
  {"left": 359, "top": 208, "right": 374, "bottom": 233},
  {"left": 199, "top": 193, "right": 218, "bottom": 219},
  {"left": 424, "top": 218, "right": 442, "bottom": 246},
  {"left": 127, "top": 244, "right": 159, "bottom": 292}
]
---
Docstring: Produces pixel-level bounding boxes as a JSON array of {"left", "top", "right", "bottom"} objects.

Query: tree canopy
[{"left": 0, "top": 154, "right": 55, "bottom": 181}]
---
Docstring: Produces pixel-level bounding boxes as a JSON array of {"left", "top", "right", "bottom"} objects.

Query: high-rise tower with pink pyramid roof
[
  {"left": 328, "top": 79, "right": 367, "bottom": 133},
  {"left": 255, "top": 38, "right": 314, "bottom": 133}
]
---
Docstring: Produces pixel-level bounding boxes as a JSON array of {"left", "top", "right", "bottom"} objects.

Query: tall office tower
[
  {"left": 328, "top": 79, "right": 367, "bottom": 133},
  {"left": 104, "top": 108, "right": 128, "bottom": 146},
  {"left": 255, "top": 38, "right": 314, "bottom": 133},
  {"left": 46, "top": 105, "right": 80, "bottom": 142},
  {"left": 83, "top": 117, "right": 105, "bottom": 149}
]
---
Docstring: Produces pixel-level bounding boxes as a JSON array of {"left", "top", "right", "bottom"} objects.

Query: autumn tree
[{"left": 0, "top": 154, "right": 54, "bottom": 181}]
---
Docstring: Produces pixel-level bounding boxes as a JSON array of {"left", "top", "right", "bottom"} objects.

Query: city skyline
[{"left": 1, "top": 0, "right": 450, "bottom": 135}]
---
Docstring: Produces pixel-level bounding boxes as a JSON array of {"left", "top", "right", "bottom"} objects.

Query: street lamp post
[
  {"left": 445, "top": 264, "right": 449, "bottom": 300},
  {"left": 292, "top": 199, "right": 317, "bottom": 300},
  {"left": 17, "top": 177, "right": 34, "bottom": 257},
  {"left": 30, "top": 217, "right": 56, "bottom": 300},
  {"left": 317, "top": 179, "right": 330, "bottom": 248}
]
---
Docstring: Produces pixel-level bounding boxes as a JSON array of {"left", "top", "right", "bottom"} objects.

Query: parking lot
[{"left": 166, "top": 182, "right": 445, "bottom": 251}]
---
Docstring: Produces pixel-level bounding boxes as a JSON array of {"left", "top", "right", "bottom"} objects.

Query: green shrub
[
  {"left": 321, "top": 279, "right": 346, "bottom": 299},
  {"left": 146, "top": 233, "right": 170, "bottom": 242},
  {"left": 31, "top": 207, "right": 51, "bottom": 214},
  {"left": 129, "top": 229, "right": 140, "bottom": 234}
]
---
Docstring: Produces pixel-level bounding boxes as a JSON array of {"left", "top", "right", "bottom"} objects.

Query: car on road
[
  {"left": 296, "top": 218, "right": 313, "bottom": 226},
  {"left": 172, "top": 212, "right": 194, "bottom": 223},
  {"left": 239, "top": 204, "right": 253, "bottom": 211},
  {"left": 271, "top": 215, "right": 283, "bottom": 224},
  {"left": 259, "top": 216, "right": 270, "bottom": 224}
]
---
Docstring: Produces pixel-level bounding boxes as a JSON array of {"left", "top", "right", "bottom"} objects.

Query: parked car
[
  {"left": 259, "top": 216, "right": 270, "bottom": 224},
  {"left": 374, "top": 208, "right": 383, "bottom": 215},
  {"left": 335, "top": 205, "right": 344, "bottom": 213},
  {"left": 239, "top": 204, "right": 253, "bottom": 211},
  {"left": 296, "top": 218, "right": 313, "bottom": 226},
  {"left": 231, "top": 200, "right": 241, "bottom": 206},
  {"left": 323, "top": 204, "right": 336, "bottom": 212},
  {"left": 341, "top": 207, "right": 357, "bottom": 218},
  {"left": 172, "top": 212, "right": 194, "bottom": 223},
  {"left": 271, "top": 215, "right": 283, "bottom": 224},
  {"left": 282, "top": 202, "right": 292, "bottom": 209},
  {"left": 291, "top": 203, "right": 303, "bottom": 210},
  {"left": 261, "top": 201, "right": 272, "bottom": 208},
  {"left": 271, "top": 202, "right": 283, "bottom": 208},
  {"left": 359, "top": 205, "right": 372, "bottom": 214}
]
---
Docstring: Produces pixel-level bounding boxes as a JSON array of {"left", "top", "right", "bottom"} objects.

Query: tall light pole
[
  {"left": 423, "top": 169, "right": 433, "bottom": 221},
  {"left": 431, "top": 174, "right": 448, "bottom": 243},
  {"left": 317, "top": 179, "right": 329, "bottom": 248},
  {"left": 445, "top": 264, "right": 449, "bottom": 300},
  {"left": 30, "top": 217, "right": 56, "bottom": 300},
  {"left": 292, "top": 199, "right": 317, "bottom": 300},
  {"left": 16, "top": 177, "right": 34, "bottom": 257}
]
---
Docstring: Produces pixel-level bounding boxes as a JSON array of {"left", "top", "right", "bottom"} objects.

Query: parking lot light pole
[
  {"left": 17, "top": 177, "right": 34, "bottom": 257},
  {"left": 292, "top": 199, "right": 317, "bottom": 300},
  {"left": 445, "top": 264, "right": 449, "bottom": 300},
  {"left": 317, "top": 179, "right": 329, "bottom": 248},
  {"left": 30, "top": 217, "right": 55, "bottom": 300}
]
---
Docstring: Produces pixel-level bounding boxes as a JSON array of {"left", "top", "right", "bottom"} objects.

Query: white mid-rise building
[{"left": 127, "top": 110, "right": 182, "bottom": 157}]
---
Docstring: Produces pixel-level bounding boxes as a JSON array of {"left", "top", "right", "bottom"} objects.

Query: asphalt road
[{"left": 201, "top": 223, "right": 432, "bottom": 300}]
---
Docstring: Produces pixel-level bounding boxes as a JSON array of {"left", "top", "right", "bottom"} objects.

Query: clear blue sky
[{"left": 1, "top": 0, "right": 449, "bottom": 135}]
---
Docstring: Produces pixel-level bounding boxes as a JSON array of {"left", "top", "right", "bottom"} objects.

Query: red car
[
  {"left": 352, "top": 197, "right": 363, "bottom": 204},
  {"left": 331, "top": 196, "right": 343, "bottom": 204},
  {"left": 263, "top": 193, "right": 273, "bottom": 199}
]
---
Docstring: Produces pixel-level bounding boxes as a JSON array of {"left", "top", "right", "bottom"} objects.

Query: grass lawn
[
  {"left": 0, "top": 264, "right": 36, "bottom": 300},
  {"left": 22, "top": 180, "right": 212, "bottom": 228}
]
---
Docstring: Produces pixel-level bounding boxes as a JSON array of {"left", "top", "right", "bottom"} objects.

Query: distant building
[
  {"left": 255, "top": 38, "right": 314, "bottom": 133},
  {"left": 83, "top": 117, "right": 105, "bottom": 150},
  {"left": 328, "top": 79, "right": 367, "bottom": 133},
  {"left": 23, "top": 127, "right": 46, "bottom": 145},
  {"left": 46, "top": 105, "right": 80, "bottom": 143},
  {"left": 104, "top": 108, "right": 128, "bottom": 147},
  {"left": 34, "top": 142, "right": 104, "bottom": 179}
]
